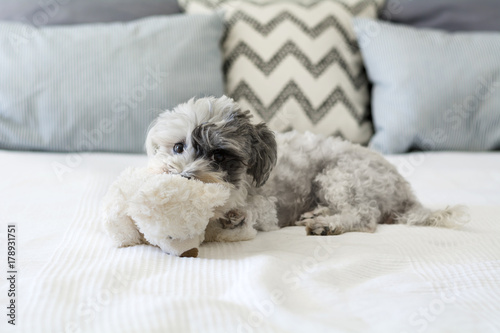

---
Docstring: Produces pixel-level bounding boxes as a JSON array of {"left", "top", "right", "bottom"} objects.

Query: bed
[
  {"left": 1, "top": 0, "right": 500, "bottom": 332},
  {"left": 1, "top": 150, "right": 500, "bottom": 332}
]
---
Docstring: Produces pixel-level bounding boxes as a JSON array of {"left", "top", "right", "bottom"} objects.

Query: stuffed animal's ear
[{"left": 248, "top": 123, "right": 277, "bottom": 187}]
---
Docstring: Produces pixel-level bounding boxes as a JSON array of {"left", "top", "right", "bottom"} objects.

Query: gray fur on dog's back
[{"left": 256, "top": 131, "right": 468, "bottom": 234}]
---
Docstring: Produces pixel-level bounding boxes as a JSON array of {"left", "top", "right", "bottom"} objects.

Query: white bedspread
[{"left": 1, "top": 150, "right": 499, "bottom": 333}]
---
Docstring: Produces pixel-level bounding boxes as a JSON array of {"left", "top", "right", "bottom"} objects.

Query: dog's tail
[{"left": 395, "top": 204, "right": 470, "bottom": 228}]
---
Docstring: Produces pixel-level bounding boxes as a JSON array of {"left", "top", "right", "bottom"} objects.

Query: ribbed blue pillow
[
  {"left": 0, "top": 13, "right": 224, "bottom": 153},
  {"left": 354, "top": 18, "right": 500, "bottom": 154}
]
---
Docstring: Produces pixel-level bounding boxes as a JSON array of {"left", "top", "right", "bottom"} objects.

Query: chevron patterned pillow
[{"left": 184, "top": 0, "right": 383, "bottom": 143}]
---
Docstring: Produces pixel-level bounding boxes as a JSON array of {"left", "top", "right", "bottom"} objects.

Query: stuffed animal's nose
[{"left": 180, "top": 248, "right": 199, "bottom": 258}]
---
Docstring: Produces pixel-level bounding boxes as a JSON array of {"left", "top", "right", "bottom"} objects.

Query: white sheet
[{"left": 1, "top": 150, "right": 499, "bottom": 333}]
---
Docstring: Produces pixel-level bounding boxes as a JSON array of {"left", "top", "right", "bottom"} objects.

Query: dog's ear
[{"left": 248, "top": 123, "right": 277, "bottom": 187}]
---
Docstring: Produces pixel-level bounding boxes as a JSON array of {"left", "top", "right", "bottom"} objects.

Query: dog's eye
[
  {"left": 212, "top": 150, "right": 225, "bottom": 163},
  {"left": 173, "top": 143, "right": 184, "bottom": 154}
]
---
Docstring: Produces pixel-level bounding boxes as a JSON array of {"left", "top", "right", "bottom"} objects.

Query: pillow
[
  {"left": 187, "top": 0, "right": 385, "bottom": 143},
  {"left": 0, "top": 0, "right": 181, "bottom": 25},
  {"left": 353, "top": 18, "right": 500, "bottom": 154},
  {"left": 381, "top": 0, "right": 500, "bottom": 32},
  {"left": 0, "top": 13, "right": 225, "bottom": 153}
]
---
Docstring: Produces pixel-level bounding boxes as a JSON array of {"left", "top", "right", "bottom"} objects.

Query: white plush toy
[{"left": 102, "top": 167, "right": 230, "bottom": 257}]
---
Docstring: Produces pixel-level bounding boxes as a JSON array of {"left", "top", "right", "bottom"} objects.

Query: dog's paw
[
  {"left": 304, "top": 216, "right": 343, "bottom": 236},
  {"left": 305, "top": 223, "right": 343, "bottom": 236},
  {"left": 219, "top": 209, "right": 246, "bottom": 229},
  {"left": 296, "top": 206, "right": 331, "bottom": 226}
]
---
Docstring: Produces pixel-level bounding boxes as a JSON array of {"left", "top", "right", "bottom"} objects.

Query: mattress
[{"left": 1, "top": 150, "right": 499, "bottom": 333}]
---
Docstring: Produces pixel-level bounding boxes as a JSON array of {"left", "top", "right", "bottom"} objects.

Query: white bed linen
[{"left": 1, "top": 150, "right": 499, "bottom": 333}]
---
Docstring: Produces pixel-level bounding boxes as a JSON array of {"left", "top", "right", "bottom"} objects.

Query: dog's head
[{"left": 146, "top": 96, "right": 277, "bottom": 188}]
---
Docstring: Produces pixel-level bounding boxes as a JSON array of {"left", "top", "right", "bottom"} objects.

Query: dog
[{"left": 145, "top": 96, "right": 468, "bottom": 242}]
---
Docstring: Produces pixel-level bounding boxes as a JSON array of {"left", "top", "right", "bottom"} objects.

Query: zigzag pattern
[
  {"left": 224, "top": 41, "right": 366, "bottom": 88},
  {"left": 213, "top": 0, "right": 376, "bottom": 141},
  {"left": 182, "top": 0, "right": 382, "bottom": 15},
  {"left": 226, "top": 11, "right": 359, "bottom": 53},
  {"left": 231, "top": 80, "right": 363, "bottom": 124}
]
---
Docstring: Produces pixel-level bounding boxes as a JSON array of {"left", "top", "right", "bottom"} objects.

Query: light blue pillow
[
  {"left": 353, "top": 18, "right": 500, "bottom": 154},
  {"left": 0, "top": 13, "right": 224, "bottom": 153}
]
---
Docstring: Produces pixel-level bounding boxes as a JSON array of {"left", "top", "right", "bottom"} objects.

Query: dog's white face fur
[{"left": 146, "top": 96, "right": 277, "bottom": 205}]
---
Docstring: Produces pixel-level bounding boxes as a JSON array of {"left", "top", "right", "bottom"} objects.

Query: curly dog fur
[{"left": 260, "top": 131, "right": 468, "bottom": 235}]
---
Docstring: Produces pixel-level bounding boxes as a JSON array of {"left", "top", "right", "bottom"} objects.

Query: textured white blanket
[{"left": 1, "top": 151, "right": 499, "bottom": 333}]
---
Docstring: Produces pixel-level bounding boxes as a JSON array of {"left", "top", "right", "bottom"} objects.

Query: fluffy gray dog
[{"left": 146, "top": 96, "right": 468, "bottom": 241}]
